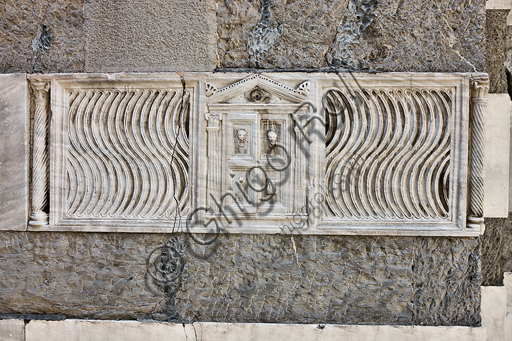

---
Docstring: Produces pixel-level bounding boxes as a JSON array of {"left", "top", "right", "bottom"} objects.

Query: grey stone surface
[
  {"left": 0, "top": 0, "right": 487, "bottom": 73},
  {"left": 482, "top": 214, "right": 512, "bottom": 286},
  {"left": 0, "top": 232, "right": 480, "bottom": 326},
  {"left": 412, "top": 238, "right": 481, "bottom": 326},
  {"left": 217, "top": 0, "right": 485, "bottom": 72},
  {"left": 486, "top": 10, "right": 508, "bottom": 93},
  {"left": 84, "top": 0, "right": 217, "bottom": 72},
  {"left": 0, "top": 74, "right": 28, "bottom": 231},
  {"left": 0, "top": 0, "right": 85, "bottom": 73}
]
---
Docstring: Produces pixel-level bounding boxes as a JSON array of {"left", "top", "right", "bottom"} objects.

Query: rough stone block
[
  {"left": 0, "top": 319, "right": 25, "bottom": 341},
  {"left": 484, "top": 94, "right": 510, "bottom": 217},
  {"left": 0, "top": 1, "right": 85, "bottom": 73},
  {"left": 217, "top": 0, "right": 485, "bottom": 72},
  {"left": 0, "top": 232, "right": 481, "bottom": 326},
  {"left": 0, "top": 74, "right": 28, "bottom": 231},
  {"left": 486, "top": 10, "right": 509, "bottom": 93},
  {"left": 85, "top": 0, "right": 217, "bottom": 72}
]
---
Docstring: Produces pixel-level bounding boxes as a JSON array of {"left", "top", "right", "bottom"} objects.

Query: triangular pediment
[{"left": 206, "top": 74, "right": 309, "bottom": 104}]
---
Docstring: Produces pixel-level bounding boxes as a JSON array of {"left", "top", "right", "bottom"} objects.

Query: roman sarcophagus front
[{"left": 27, "top": 72, "right": 488, "bottom": 236}]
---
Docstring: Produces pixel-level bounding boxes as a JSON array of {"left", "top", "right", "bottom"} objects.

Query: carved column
[
  {"left": 467, "top": 76, "right": 489, "bottom": 232},
  {"left": 205, "top": 112, "right": 222, "bottom": 212},
  {"left": 29, "top": 81, "right": 50, "bottom": 228}
]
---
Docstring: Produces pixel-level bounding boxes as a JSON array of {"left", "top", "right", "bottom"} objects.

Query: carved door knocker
[
  {"left": 237, "top": 128, "right": 248, "bottom": 148},
  {"left": 267, "top": 128, "right": 277, "bottom": 147}
]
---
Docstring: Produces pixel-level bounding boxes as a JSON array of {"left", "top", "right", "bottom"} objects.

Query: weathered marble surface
[
  {"left": 0, "top": 0, "right": 84, "bottom": 73},
  {"left": 481, "top": 286, "right": 506, "bottom": 341},
  {"left": 84, "top": 0, "right": 217, "bottom": 72},
  {"left": 0, "top": 74, "right": 28, "bottom": 231},
  {"left": 0, "top": 232, "right": 481, "bottom": 326},
  {"left": 0, "top": 319, "right": 24, "bottom": 341},
  {"left": 39, "top": 72, "right": 481, "bottom": 236},
  {"left": 217, "top": 0, "right": 485, "bottom": 72},
  {"left": 24, "top": 320, "right": 486, "bottom": 341},
  {"left": 504, "top": 273, "right": 512, "bottom": 339},
  {"left": 484, "top": 94, "right": 510, "bottom": 217}
]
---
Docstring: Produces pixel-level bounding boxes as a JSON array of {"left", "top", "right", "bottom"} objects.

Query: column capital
[{"left": 470, "top": 75, "right": 489, "bottom": 100}]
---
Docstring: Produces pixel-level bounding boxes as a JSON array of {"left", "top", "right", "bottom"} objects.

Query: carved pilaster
[
  {"left": 205, "top": 112, "right": 222, "bottom": 212},
  {"left": 294, "top": 125, "right": 307, "bottom": 212},
  {"left": 29, "top": 81, "right": 50, "bottom": 228},
  {"left": 467, "top": 76, "right": 489, "bottom": 232}
]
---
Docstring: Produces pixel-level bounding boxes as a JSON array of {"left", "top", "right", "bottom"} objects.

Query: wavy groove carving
[
  {"left": 324, "top": 88, "right": 452, "bottom": 220},
  {"left": 65, "top": 89, "right": 190, "bottom": 219}
]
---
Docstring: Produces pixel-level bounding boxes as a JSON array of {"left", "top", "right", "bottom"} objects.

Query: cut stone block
[
  {"left": 483, "top": 94, "right": 510, "bottom": 217},
  {"left": 0, "top": 74, "right": 28, "bottom": 231},
  {"left": 481, "top": 286, "right": 507, "bottom": 340},
  {"left": 85, "top": 0, "right": 217, "bottom": 72}
]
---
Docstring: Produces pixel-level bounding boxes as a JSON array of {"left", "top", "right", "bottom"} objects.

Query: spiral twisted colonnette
[
  {"left": 468, "top": 103, "right": 485, "bottom": 218},
  {"left": 324, "top": 88, "right": 452, "bottom": 221},
  {"left": 467, "top": 77, "right": 489, "bottom": 229},
  {"left": 30, "top": 82, "right": 50, "bottom": 225},
  {"left": 65, "top": 89, "right": 190, "bottom": 219}
]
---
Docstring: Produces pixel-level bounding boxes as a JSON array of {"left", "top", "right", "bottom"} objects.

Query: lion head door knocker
[{"left": 236, "top": 128, "right": 249, "bottom": 154}]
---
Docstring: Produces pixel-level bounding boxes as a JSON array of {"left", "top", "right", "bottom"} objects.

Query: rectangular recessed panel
[
  {"left": 48, "top": 75, "right": 197, "bottom": 232},
  {"left": 65, "top": 89, "right": 189, "bottom": 219},
  {"left": 323, "top": 88, "right": 452, "bottom": 221}
]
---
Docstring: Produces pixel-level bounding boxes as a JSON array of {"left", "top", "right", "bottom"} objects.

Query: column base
[
  {"left": 467, "top": 216, "right": 484, "bottom": 232},
  {"left": 29, "top": 211, "right": 49, "bottom": 228}
]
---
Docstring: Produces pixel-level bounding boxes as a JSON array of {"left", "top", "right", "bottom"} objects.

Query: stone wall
[
  {"left": 0, "top": 0, "right": 485, "bottom": 73},
  {"left": 0, "top": 232, "right": 481, "bottom": 326},
  {"left": 0, "top": 0, "right": 491, "bottom": 327},
  {"left": 217, "top": 0, "right": 485, "bottom": 71},
  {"left": 480, "top": 6, "right": 512, "bottom": 287}
]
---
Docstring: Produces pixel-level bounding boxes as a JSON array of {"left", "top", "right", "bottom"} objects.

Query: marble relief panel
[{"left": 26, "top": 72, "right": 488, "bottom": 236}]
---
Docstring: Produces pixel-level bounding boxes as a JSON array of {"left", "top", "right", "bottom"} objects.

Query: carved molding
[
  {"left": 205, "top": 112, "right": 222, "bottom": 212},
  {"left": 29, "top": 80, "right": 50, "bottom": 228}
]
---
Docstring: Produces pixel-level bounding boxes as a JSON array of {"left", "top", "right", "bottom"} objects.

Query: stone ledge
[{"left": 22, "top": 320, "right": 485, "bottom": 341}]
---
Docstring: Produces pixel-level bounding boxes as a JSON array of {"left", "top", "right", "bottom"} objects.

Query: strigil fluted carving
[{"left": 65, "top": 89, "right": 190, "bottom": 219}]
